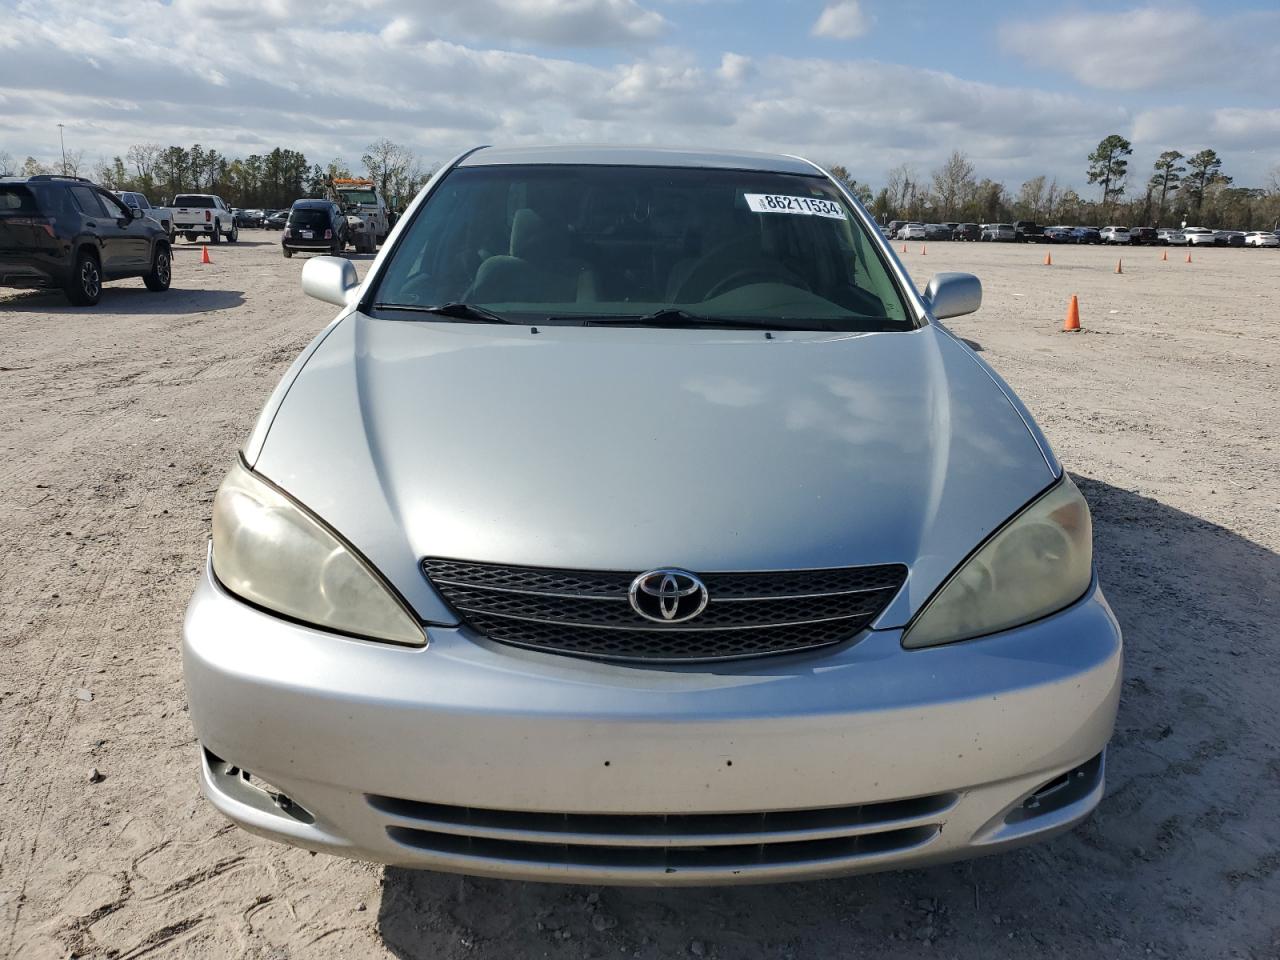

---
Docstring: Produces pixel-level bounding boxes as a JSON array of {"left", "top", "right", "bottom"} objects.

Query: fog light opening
[
  {"left": 1004, "top": 752, "right": 1103, "bottom": 827},
  {"left": 205, "top": 748, "right": 316, "bottom": 825}
]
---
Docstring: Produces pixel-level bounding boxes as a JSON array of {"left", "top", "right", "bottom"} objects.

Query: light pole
[{"left": 57, "top": 123, "right": 66, "bottom": 175}]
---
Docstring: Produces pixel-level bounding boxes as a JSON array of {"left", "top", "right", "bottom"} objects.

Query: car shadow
[
  {"left": 0, "top": 286, "right": 244, "bottom": 315},
  {"left": 376, "top": 476, "right": 1280, "bottom": 958}
]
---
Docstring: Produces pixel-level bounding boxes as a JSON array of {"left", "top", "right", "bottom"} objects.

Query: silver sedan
[{"left": 183, "top": 146, "right": 1121, "bottom": 885}]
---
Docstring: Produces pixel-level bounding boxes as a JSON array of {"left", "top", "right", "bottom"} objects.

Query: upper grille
[{"left": 422, "top": 558, "right": 907, "bottom": 663}]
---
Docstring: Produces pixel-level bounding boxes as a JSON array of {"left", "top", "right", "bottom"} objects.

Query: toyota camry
[{"left": 183, "top": 145, "right": 1122, "bottom": 885}]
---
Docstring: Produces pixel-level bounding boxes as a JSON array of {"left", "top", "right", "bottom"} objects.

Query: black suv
[
  {"left": 282, "top": 199, "right": 348, "bottom": 258},
  {"left": 0, "top": 175, "right": 171, "bottom": 305}
]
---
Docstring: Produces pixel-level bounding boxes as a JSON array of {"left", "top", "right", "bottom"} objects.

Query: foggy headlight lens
[
  {"left": 211, "top": 460, "right": 424, "bottom": 646},
  {"left": 902, "top": 476, "right": 1093, "bottom": 649}
]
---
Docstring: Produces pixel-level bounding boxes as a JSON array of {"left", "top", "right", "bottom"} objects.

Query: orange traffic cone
[
  {"left": 901, "top": 244, "right": 907, "bottom": 254},
  {"left": 1063, "top": 294, "right": 1081, "bottom": 333},
  {"left": 1044, "top": 252, "right": 1052, "bottom": 266},
  {"left": 1161, "top": 249, "right": 1168, "bottom": 261},
  {"left": 201, "top": 245, "right": 211, "bottom": 265},
  {"left": 921, "top": 245, "right": 927, "bottom": 256},
  {"left": 1115, "top": 258, "right": 1123, "bottom": 274},
  {"left": 1185, "top": 251, "right": 1192, "bottom": 263}
]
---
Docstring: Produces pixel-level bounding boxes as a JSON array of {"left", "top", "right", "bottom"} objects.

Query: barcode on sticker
[{"left": 744, "top": 194, "right": 847, "bottom": 220}]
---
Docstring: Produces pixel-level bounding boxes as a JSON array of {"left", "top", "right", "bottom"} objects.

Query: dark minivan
[
  {"left": 1, "top": 175, "right": 171, "bottom": 305},
  {"left": 282, "top": 200, "right": 348, "bottom": 258}
]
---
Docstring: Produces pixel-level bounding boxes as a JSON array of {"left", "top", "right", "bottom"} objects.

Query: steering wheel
[{"left": 701, "top": 266, "right": 810, "bottom": 301}]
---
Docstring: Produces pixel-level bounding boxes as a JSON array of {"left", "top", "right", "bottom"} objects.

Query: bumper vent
[
  {"left": 369, "top": 792, "right": 952, "bottom": 880},
  {"left": 421, "top": 558, "right": 906, "bottom": 662}
]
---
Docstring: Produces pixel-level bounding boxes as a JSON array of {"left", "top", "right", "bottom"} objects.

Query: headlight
[
  {"left": 211, "top": 460, "right": 425, "bottom": 647},
  {"left": 902, "top": 476, "right": 1092, "bottom": 649}
]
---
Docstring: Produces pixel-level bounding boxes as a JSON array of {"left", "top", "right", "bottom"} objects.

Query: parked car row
[{"left": 881, "top": 217, "right": 1280, "bottom": 248}]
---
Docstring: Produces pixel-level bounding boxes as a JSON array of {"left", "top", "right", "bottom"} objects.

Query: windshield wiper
[
  {"left": 557, "top": 308, "right": 775, "bottom": 329},
  {"left": 371, "top": 301, "right": 518, "bottom": 324}
]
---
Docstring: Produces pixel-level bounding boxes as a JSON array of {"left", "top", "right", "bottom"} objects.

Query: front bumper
[{"left": 183, "top": 562, "right": 1122, "bottom": 885}]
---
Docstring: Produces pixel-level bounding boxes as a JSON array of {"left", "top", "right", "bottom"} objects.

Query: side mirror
[
  {"left": 302, "top": 255, "right": 360, "bottom": 307},
  {"left": 922, "top": 272, "right": 981, "bottom": 320},
  {"left": 130, "top": 207, "right": 144, "bottom": 220}
]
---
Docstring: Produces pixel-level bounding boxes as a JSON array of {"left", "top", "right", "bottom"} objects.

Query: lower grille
[
  {"left": 422, "top": 558, "right": 907, "bottom": 663},
  {"left": 370, "top": 793, "right": 953, "bottom": 878}
]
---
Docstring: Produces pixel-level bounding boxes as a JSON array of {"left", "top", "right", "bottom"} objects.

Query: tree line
[
  {"left": 829, "top": 136, "right": 1278, "bottom": 230},
  {"left": 3, "top": 135, "right": 1277, "bottom": 229},
  {"left": 0, "top": 140, "right": 434, "bottom": 212}
]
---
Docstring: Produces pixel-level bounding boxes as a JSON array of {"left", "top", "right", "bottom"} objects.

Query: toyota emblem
[{"left": 629, "top": 569, "right": 709, "bottom": 624}]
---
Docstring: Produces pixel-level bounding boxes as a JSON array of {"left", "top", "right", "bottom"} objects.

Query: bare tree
[
  {"left": 931, "top": 151, "right": 975, "bottom": 220},
  {"left": 362, "top": 138, "right": 414, "bottom": 209},
  {"left": 885, "top": 164, "right": 918, "bottom": 216},
  {"left": 63, "top": 149, "right": 86, "bottom": 177},
  {"left": 0, "top": 150, "right": 13, "bottom": 176},
  {"left": 126, "top": 143, "right": 163, "bottom": 186}
]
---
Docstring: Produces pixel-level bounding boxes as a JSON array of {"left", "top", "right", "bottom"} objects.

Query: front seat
[{"left": 466, "top": 208, "right": 596, "bottom": 304}]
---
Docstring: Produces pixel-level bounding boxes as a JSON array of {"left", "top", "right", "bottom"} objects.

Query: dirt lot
[{"left": 1, "top": 235, "right": 1277, "bottom": 959}]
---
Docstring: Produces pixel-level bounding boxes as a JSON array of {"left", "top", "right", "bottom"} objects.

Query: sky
[{"left": 1, "top": 0, "right": 1278, "bottom": 193}]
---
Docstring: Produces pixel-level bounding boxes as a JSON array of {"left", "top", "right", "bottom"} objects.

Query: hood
[{"left": 253, "top": 317, "right": 1056, "bottom": 628}]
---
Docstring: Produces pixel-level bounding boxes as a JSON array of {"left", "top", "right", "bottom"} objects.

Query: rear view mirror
[
  {"left": 922, "top": 272, "right": 981, "bottom": 320},
  {"left": 302, "top": 256, "right": 361, "bottom": 307}
]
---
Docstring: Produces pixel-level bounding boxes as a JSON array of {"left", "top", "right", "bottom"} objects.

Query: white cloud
[
  {"left": 380, "top": 0, "right": 669, "bottom": 47},
  {"left": 1, "top": 0, "right": 1277, "bottom": 188},
  {"left": 999, "top": 5, "right": 1280, "bottom": 91},
  {"left": 811, "top": 1, "right": 870, "bottom": 40}
]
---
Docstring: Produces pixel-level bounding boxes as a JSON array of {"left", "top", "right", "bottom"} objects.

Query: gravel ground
[{"left": 1, "top": 235, "right": 1277, "bottom": 959}]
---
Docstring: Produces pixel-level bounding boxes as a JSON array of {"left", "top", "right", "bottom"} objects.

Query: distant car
[
  {"left": 1042, "top": 226, "right": 1074, "bottom": 243},
  {"left": 0, "top": 174, "right": 172, "bottom": 305},
  {"left": 234, "top": 208, "right": 262, "bottom": 228},
  {"left": 1070, "top": 227, "right": 1102, "bottom": 245},
  {"left": 1183, "top": 227, "right": 1216, "bottom": 246},
  {"left": 924, "top": 223, "right": 952, "bottom": 241},
  {"left": 897, "top": 223, "right": 927, "bottom": 241},
  {"left": 1158, "top": 229, "right": 1187, "bottom": 246},
  {"left": 1213, "top": 230, "right": 1244, "bottom": 247},
  {"left": 952, "top": 223, "right": 980, "bottom": 241},
  {"left": 1127, "top": 227, "right": 1157, "bottom": 246},
  {"left": 1013, "top": 221, "right": 1044, "bottom": 242},
  {"left": 1244, "top": 230, "right": 1279, "bottom": 248},
  {"left": 281, "top": 199, "right": 348, "bottom": 258},
  {"left": 118, "top": 191, "right": 174, "bottom": 239},
  {"left": 884, "top": 220, "right": 908, "bottom": 239},
  {"left": 980, "top": 223, "right": 1015, "bottom": 242},
  {"left": 172, "top": 194, "right": 237, "bottom": 244},
  {"left": 264, "top": 210, "right": 289, "bottom": 230},
  {"left": 1100, "top": 226, "right": 1131, "bottom": 245}
]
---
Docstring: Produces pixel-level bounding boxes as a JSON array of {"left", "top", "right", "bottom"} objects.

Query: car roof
[
  {"left": 458, "top": 144, "right": 821, "bottom": 176},
  {"left": 291, "top": 199, "right": 332, "bottom": 208}
]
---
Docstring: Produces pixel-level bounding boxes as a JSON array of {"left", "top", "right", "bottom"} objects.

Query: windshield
[
  {"left": 337, "top": 188, "right": 377, "bottom": 205},
  {"left": 370, "top": 164, "right": 912, "bottom": 331}
]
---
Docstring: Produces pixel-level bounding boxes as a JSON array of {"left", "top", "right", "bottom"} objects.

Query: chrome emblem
[{"left": 629, "top": 569, "right": 709, "bottom": 624}]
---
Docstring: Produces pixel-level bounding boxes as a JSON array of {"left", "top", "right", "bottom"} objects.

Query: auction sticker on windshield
[{"left": 744, "top": 194, "right": 847, "bottom": 220}]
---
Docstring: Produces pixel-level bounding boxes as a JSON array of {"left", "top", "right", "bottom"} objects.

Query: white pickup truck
[
  {"left": 118, "top": 192, "right": 175, "bottom": 240},
  {"left": 172, "top": 194, "right": 238, "bottom": 244}
]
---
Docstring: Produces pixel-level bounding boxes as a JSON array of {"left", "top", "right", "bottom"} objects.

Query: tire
[
  {"left": 65, "top": 250, "right": 102, "bottom": 306},
  {"left": 184, "top": 232, "right": 197, "bottom": 243},
  {"left": 143, "top": 244, "right": 172, "bottom": 292},
  {"left": 229, "top": 223, "right": 239, "bottom": 244},
  {"left": 210, "top": 221, "right": 222, "bottom": 244},
  {"left": 282, "top": 247, "right": 293, "bottom": 259}
]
